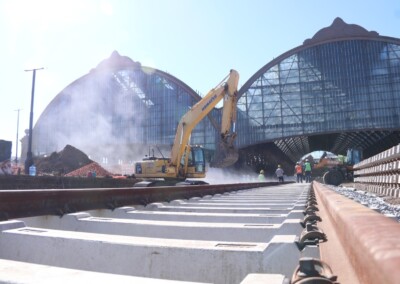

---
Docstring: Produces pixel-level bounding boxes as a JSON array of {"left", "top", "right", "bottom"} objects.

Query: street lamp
[
  {"left": 24, "top": 67, "right": 44, "bottom": 174},
  {"left": 14, "top": 108, "right": 22, "bottom": 164}
]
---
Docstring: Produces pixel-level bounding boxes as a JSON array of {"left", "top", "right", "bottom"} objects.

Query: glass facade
[
  {"left": 27, "top": 32, "right": 400, "bottom": 169},
  {"left": 236, "top": 39, "right": 400, "bottom": 149},
  {"left": 31, "top": 65, "right": 218, "bottom": 166}
]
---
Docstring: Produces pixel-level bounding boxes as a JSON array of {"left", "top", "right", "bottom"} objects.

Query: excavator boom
[
  {"left": 169, "top": 69, "right": 239, "bottom": 170},
  {"left": 134, "top": 69, "right": 240, "bottom": 181}
]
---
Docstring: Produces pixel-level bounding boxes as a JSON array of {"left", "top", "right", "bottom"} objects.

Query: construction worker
[
  {"left": 304, "top": 159, "right": 312, "bottom": 182},
  {"left": 258, "top": 170, "right": 265, "bottom": 181},
  {"left": 295, "top": 162, "right": 303, "bottom": 183},
  {"left": 275, "top": 165, "right": 284, "bottom": 183}
]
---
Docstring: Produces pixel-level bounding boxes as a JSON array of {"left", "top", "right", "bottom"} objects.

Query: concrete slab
[
  {"left": 240, "top": 273, "right": 286, "bottom": 284},
  {"left": 144, "top": 204, "right": 295, "bottom": 214},
  {"left": 91, "top": 208, "right": 289, "bottom": 224},
  {"left": 194, "top": 199, "right": 298, "bottom": 203},
  {"left": 169, "top": 201, "right": 297, "bottom": 208},
  {"left": 0, "top": 259, "right": 206, "bottom": 284},
  {"left": 0, "top": 222, "right": 302, "bottom": 284},
  {"left": 21, "top": 213, "right": 303, "bottom": 243}
]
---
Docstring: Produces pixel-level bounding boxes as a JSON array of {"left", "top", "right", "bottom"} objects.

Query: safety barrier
[{"left": 353, "top": 144, "right": 400, "bottom": 197}]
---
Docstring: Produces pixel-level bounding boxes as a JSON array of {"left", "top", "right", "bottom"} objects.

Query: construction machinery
[
  {"left": 134, "top": 69, "right": 239, "bottom": 185},
  {"left": 312, "top": 149, "right": 362, "bottom": 186}
]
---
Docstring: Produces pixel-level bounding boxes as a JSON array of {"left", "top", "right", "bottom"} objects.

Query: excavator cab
[
  {"left": 346, "top": 148, "right": 362, "bottom": 165},
  {"left": 183, "top": 146, "right": 206, "bottom": 178}
]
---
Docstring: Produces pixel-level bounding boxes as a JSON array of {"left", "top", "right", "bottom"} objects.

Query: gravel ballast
[{"left": 326, "top": 183, "right": 400, "bottom": 223}]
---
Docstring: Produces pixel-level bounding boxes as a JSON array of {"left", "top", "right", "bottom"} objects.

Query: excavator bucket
[{"left": 210, "top": 142, "right": 239, "bottom": 168}]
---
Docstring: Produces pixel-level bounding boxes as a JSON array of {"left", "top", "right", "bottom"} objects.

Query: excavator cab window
[
  {"left": 192, "top": 147, "right": 205, "bottom": 173},
  {"left": 346, "top": 148, "right": 362, "bottom": 165}
]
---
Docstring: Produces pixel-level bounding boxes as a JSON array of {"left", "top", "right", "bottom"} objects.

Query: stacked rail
[{"left": 353, "top": 144, "right": 400, "bottom": 197}]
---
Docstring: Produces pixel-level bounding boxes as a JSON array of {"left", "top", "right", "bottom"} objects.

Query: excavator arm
[
  {"left": 134, "top": 69, "right": 240, "bottom": 182},
  {"left": 169, "top": 69, "right": 240, "bottom": 173},
  {"left": 210, "top": 77, "right": 239, "bottom": 168}
]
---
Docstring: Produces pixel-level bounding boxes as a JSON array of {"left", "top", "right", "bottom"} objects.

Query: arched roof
[
  {"left": 236, "top": 18, "right": 400, "bottom": 161},
  {"left": 38, "top": 51, "right": 204, "bottom": 121},
  {"left": 240, "top": 17, "right": 400, "bottom": 92},
  {"left": 31, "top": 51, "right": 220, "bottom": 163}
]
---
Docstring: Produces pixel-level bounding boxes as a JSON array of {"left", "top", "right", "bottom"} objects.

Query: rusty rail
[
  {"left": 0, "top": 182, "right": 276, "bottom": 220},
  {"left": 313, "top": 181, "right": 400, "bottom": 284}
]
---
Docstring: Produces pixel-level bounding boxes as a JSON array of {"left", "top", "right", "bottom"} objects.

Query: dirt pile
[
  {"left": 65, "top": 162, "right": 112, "bottom": 177},
  {"left": 35, "top": 145, "right": 93, "bottom": 175}
]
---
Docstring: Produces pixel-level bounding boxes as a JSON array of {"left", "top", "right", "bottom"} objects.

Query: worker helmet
[
  {"left": 278, "top": 165, "right": 281, "bottom": 168},
  {"left": 305, "top": 159, "right": 309, "bottom": 162},
  {"left": 260, "top": 170, "right": 264, "bottom": 174}
]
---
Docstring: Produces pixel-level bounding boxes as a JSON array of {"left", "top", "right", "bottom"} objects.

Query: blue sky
[{"left": 1, "top": 0, "right": 400, "bottom": 158}]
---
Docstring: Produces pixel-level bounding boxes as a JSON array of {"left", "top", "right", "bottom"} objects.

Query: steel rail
[
  {"left": 314, "top": 181, "right": 400, "bottom": 284},
  {"left": 0, "top": 182, "right": 276, "bottom": 221}
]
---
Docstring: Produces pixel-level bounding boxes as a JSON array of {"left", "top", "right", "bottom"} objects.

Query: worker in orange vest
[{"left": 295, "top": 162, "right": 303, "bottom": 183}]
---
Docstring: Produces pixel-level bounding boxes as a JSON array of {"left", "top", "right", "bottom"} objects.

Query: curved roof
[
  {"left": 38, "top": 51, "right": 204, "bottom": 121},
  {"left": 32, "top": 51, "right": 220, "bottom": 163},
  {"left": 240, "top": 17, "right": 400, "bottom": 93},
  {"left": 237, "top": 17, "right": 400, "bottom": 161}
]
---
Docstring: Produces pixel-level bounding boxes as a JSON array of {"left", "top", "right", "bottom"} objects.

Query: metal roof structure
[
  {"left": 23, "top": 18, "right": 400, "bottom": 172},
  {"left": 23, "top": 51, "right": 220, "bottom": 168},
  {"left": 236, "top": 17, "right": 400, "bottom": 163}
]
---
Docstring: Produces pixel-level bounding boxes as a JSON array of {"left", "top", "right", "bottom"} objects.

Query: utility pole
[
  {"left": 24, "top": 67, "right": 44, "bottom": 174},
  {"left": 14, "top": 108, "right": 22, "bottom": 164}
]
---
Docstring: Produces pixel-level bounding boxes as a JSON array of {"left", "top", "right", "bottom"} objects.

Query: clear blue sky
[{"left": 1, "top": 0, "right": 400, "bottom": 158}]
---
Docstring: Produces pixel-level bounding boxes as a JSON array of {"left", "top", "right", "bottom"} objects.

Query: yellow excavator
[{"left": 134, "top": 69, "right": 239, "bottom": 185}]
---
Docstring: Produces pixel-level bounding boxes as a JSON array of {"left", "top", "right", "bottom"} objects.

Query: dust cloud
[
  {"left": 203, "top": 167, "right": 277, "bottom": 184},
  {"left": 35, "top": 67, "right": 149, "bottom": 175}
]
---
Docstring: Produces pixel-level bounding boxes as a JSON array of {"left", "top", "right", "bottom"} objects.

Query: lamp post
[
  {"left": 24, "top": 67, "right": 44, "bottom": 174},
  {"left": 14, "top": 108, "right": 22, "bottom": 164}
]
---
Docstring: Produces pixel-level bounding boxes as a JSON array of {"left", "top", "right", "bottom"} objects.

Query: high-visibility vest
[
  {"left": 304, "top": 162, "right": 312, "bottom": 171},
  {"left": 295, "top": 165, "right": 302, "bottom": 174}
]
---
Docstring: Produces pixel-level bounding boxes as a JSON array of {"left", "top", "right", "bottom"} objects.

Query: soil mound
[
  {"left": 65, "top": 162, "right": 112, "bottom": 177},
  {"left": 35, "top": 145, "right": 93, "bottom": 175}
]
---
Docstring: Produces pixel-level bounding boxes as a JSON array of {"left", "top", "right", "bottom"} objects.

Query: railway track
[{"left": 0, "top": 181, "right": 399, "bottom": 284}]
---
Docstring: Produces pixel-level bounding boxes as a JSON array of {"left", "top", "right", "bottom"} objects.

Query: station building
[{"left": 22, "top": 18, "right": 400, "bottom": 174}]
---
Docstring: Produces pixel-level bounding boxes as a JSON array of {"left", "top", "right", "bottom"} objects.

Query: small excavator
[{"left": 134, "top": 70, "right": 240, "bottom": 185}]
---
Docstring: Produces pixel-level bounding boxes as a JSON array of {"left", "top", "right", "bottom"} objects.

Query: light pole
[
  {"left": 14, "top": 108, "right": 22, "bottom": 164},
  {"left": 24, "top": 67, "right": 44, "bottom": 174}
]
